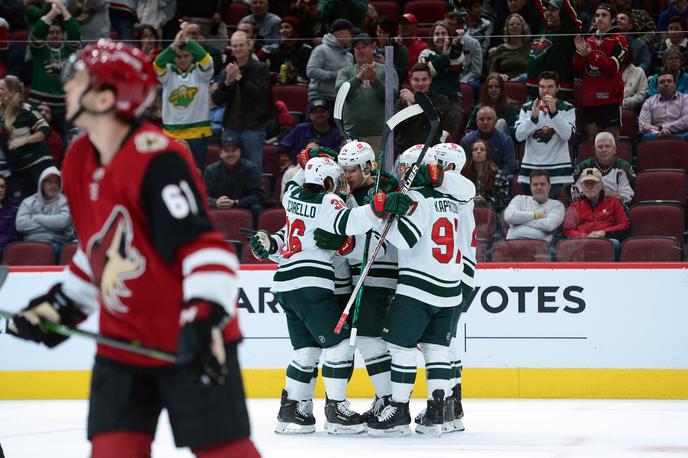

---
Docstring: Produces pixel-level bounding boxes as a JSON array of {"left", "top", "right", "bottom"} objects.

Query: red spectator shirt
[
  {"left": 563, "top": 193, "right": 630, "bottom": 238},
  {"left": 61, "top": 122, "right": 240, "bottom": 367},
  {"left": 572, "top": 29, "right": 628, "bottom": 107}
]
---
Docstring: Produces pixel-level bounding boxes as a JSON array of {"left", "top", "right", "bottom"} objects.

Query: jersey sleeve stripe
[
  {"left": 188, "top": 263, "right": 237, "bottom": 277},
  {"left": 183, "top": 271, "right": 238, "bottom": 315},
  {"left": 334, "top": 208, "right": 351, "bottom": 235},
  {"left": 397, "top": 218, "right": 421, "bottom": 247},
  {"left": 400, "top": 216, "right": 422, "bottom": 240},
  {"left": 61, "top": 268, "right": 100, "bottom": 315},
  {"left": 182, "top": 248, "right": 238, "bottom": 276}
]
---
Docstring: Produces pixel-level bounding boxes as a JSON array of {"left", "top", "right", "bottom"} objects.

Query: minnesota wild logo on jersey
[{"left": 169, "top": 85, "right": 199, "bottom": 108}]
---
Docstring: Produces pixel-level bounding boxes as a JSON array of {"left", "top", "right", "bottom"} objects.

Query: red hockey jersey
[
  {"left": 60, "top": 122, "right": 240, "bottom": 367},
  {"left": 572, "top": 29, "right": 628, "bottom": 107}
]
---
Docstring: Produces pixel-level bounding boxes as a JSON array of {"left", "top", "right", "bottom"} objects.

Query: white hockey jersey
[
  {"left": 386, "top": 174, "right": 475, "bottom": 307},
  {"left": 271, "top": 186, "right": 380, "bottom": 293}
]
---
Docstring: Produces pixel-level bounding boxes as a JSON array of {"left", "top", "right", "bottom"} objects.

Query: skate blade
[
  {"left": 324, "top": 421, "right": 366, "bottom": 435},
  {"left": 275, "top": 421, "right": 316, "bottom": 434},
  {"left": 415, "top": 424, "right": 442, "bottom": 436},
  {"left": 453, "top": 418, "right": 465, "bottom": 432},
  {"left": 367, "top": 425, "right": 412, "bottom": 437}
]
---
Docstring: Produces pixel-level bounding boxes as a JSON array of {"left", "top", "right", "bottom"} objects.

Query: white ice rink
[{"left": 1, "top": 398, "right": 687, "bottom": 457}]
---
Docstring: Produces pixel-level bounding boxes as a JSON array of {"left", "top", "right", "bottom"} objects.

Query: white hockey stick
[
  {"left": 333, "top": 82, "right": 352, "bottom": 141},
  {"left": 335, "top": 92, "right": 439, "bottom": 340}
]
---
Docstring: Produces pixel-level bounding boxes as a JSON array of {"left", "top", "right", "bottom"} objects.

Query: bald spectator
[
  {"left": 460, "top": 106, "right": 516, "bottom": 178},
  {"left": 306, "top": 18, "right": 354, "bottom": 109},
  {"left": 212, "top": 31, "right": 272, "bottom": 171},
  {"left": 639, "top": 72, "right": 688, "bottom": 141},
  {"left": 242, "top": 0, "right": 281, "bottom": 46}
]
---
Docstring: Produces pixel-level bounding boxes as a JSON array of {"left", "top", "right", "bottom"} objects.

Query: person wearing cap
[
  {"left": 203, "top": 138, "right": 264, "bottom": 216},
  {"left": 277, "top": 99, "right": 343, "bottom": 158},
  {"left": 572, "top": 3, "right": 628, "bottom": 141},
  {"left": 335, "top": 31, "right": 399, "bottom": 152},
  {"left": 398, "top": 13, "right": 428, "bottom": 69},
  {"left": 241, "top": 0, "right": 281, "bottom": 46},
  {"left": 264, "top": 15, "right": 312, "bottom": 84},
  {"left": 526, "top": 0, "right": 582, "bottom": 101},
  {"left": 563, "top": 167, "right": 630, "bottom": 257},
  {"left": 15, "top": 166, "right": 74, "bottom": 250},
  {"left": 318, "top": 0, "right": 368, "bottom": 32},
  {"left": 306, "top": 18, "right": 354, "bottom": 109}
]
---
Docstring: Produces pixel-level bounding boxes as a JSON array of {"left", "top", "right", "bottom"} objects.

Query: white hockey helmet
[
  {"left": 338, "top": 140, "right": 376, "bottom": 170},
  {"left": 398, "top": 144, "right": 437, "bottom": 166},
  {"left": 432, "top": 142, "right": 466, "bottom": 171},
  {"left": 303, "top": 156, "right": 343, "bottom": 191}
]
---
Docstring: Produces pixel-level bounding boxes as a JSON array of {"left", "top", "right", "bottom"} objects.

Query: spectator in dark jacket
[
  {"left": 203, "top": 138, "right": 264, "bottom": 217},
  {"left": 277, "top": 99, "right": 342, "bottom": 158},
  {"left": 212, "top": 31, "right": 272, "bottom": 171},
  {"left": 264, "top": 15, "right": 312, "bottom": 84}
]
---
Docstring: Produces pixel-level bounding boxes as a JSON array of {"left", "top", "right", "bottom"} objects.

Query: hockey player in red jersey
[{"left": 7, "top": 40, "right": 260, "bottom": 458}]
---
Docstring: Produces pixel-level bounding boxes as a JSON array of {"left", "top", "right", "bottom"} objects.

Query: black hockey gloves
[
  {"left": 7, "top": 283, "right": 87, "bottom": 348},
  {"left": 406, "top": 164, "right": 444, "bottom": 188},
  {"left": 249, "top": 230, "right": 277, "bottom": 260},
  {"left": 177, "top": 300, "right": 230, "bottom": 385},
  {"left": 370, "top": 192, "right": 414, "bottom": 218}
]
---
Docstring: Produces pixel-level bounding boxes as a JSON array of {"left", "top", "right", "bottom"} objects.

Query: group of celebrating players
[{"left": 250, "top": 138, "right": 478, "bottom": 437}]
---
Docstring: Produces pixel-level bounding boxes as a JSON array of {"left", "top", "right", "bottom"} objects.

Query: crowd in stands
[{"left": 0, "top": 0, "right": 687, "bottom": 264}]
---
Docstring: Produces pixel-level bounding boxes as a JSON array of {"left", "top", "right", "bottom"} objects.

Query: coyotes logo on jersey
[{"left": 86, "top": 206, "right": 146, "bottom": 315}]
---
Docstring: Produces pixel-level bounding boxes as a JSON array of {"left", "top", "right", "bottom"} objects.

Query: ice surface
[{"left": 1, "top": 398, "right": 687, "bottom": 457}]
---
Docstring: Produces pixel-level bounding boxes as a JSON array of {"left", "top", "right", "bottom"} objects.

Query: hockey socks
[
  {"left": 322, "top": 341, "right": 355, "bottom": 401},
  {"left": 357, "top": 336, "right": 392, "bottom": 397},
  {"left": 388, "top": 343, "right": 417, "bottom": 403},
  {"left": 285, "top": 347, "right": 321, "bottom": 401}
]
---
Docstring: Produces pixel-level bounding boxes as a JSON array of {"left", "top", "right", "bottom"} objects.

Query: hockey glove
[
  {"left": 313, "top": 228, "right": 354, "bottom": 255},
  {"left": 296, "top": 147, "right": 314, "bottom": 169},
  {"left": 370, "top": 192, "right": 414, "bottom": 218},
  {"left": 7, "top": 283, "right": 87, "bottom": 348},
  {"left": 406, "top": 164, "right": 444, "bottom": 188},
  {"left": 377, "top": 170, "right": 401, "bottom": 194},
  {"left": 249, "top": 230, "right": 277, "bottom": 260},
  {"left": 177, "top": 300, "right": 230, "bottom": 386}
]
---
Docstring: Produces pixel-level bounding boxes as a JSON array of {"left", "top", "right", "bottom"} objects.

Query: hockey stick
[
  {"left": 239, "top": 227, "right": 258, "bottom": 237},
  {"left": 333, "top": 81, "right": 352, "bottom": 141},
  {"left": 0, "top": 309, "right": 179, "bottom": 363},
  {"left": 335, "top": 92, "right": 439, "bottom": 338},
  {"left": 347, "top": 103, "right": 426, "bottom": 344}
]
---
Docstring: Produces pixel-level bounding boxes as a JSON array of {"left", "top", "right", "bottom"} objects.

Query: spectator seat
[
  {"left": 632, "top": 169, "right": 686, "bottom": 206},
  {"left": 620, "top": 109, "right": 638, "bottom": 140},
  {"left": 224, "top": 2, "right": 251, "bottom": 27},
  {"left": 504, "top": 81, "right": 528, "bottom": 107},
  {"left": 273, "top": 84, "right": 308, "bottom": 115},
  {"left": 491, "top": 239, "right": 550, "bottom": 262},
  {"left": 205, "top": 144, "right": 221, "bottom": 168},
  {"left": 371, "top": 1, "right": 400, "bottom": 21},
  {"left": 257, "top": 208, "right": 286, "bottom": 234},
  {"left": 556, "top": 238, "right": 615, "bottom": 262},
  {"left": 620, "top": 236, "right": 681, "bottom": 262},
  {"left": 58, "top": 242, "right": 79, "bottom": 265},
  {"left": 2, "top": 241, "right": 55, "bottom": 266},
  {"left": 263, "top": 144, "right": 280, "bottom": 176},
  {"left": 629, "top": 202, "right": 684, "bottom": 244},
  {"left": 637, "top": 139, "right": 688, "bottom": 172},
  {"left": 474, "top": 205, "right": 497, "bottom": 245},
  {"left": 404, "top": 0, "right": 449, "bottom": 24},
  {"left": 210, "top": 209, "right": 254, "bottom": 241},
  {"left": 476, "top": 239, "right": 488, "bottom": 263},
  {"left": 459, "top": 83, "right": 474, "bottom": 118}
]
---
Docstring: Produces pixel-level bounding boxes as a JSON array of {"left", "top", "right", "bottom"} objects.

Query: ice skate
[
  {"left": 324, "top": 398, "right": 366, "bottom": 434},
  {"left": 452, "top": 384, "right": 465, "bottom": 431},
  {"left": 367, "top": 400, "right": 412, "bottom": 437},
  {"left": 443, "top": 396, "right": 456, "bottom": 433},
  {"left": 275, "top": 389, "right": 316, "bottom": 434},
  {"left": 415, "top": 389, "right": 445, "bottom": 436},
  {"left": 361, "top": 394, "right": 391, "bottom": 422}
]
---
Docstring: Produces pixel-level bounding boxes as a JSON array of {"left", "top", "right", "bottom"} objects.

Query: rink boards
[{"left": 1, "top": 263, "right": 687, "bottom": 400}]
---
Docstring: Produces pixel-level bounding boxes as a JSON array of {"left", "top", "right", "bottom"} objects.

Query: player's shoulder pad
[{"left": 133, "top": 126, "right": 175, "bottom": 154}]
